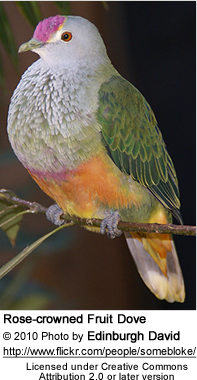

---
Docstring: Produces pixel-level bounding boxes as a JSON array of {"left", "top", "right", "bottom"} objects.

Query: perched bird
[{"left": 7, "top": 15, "right": 185, "bottom": 302}]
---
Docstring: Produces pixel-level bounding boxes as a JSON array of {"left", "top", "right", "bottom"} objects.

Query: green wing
[{"left": 97, "top": 75, "right": 182, "bottom": 223}]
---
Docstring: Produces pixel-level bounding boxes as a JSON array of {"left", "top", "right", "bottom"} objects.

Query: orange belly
[
  {"left": 28, "top": 151, "right": 172, "bottom": 276},
  {"left": 28, "top": 152, "right": 139, "bottom": 218}
]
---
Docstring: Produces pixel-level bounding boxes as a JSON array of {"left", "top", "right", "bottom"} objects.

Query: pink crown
[{"left": 33, "top": 15, "right": 66, "bottom": 43}]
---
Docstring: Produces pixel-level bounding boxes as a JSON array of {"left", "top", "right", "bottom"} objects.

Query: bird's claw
[
  {"left": 100, "top": 211, "right": 122, "bottom": 239},
  {"left": 46, "top": 204, "right": 65, "bottom": 226}
]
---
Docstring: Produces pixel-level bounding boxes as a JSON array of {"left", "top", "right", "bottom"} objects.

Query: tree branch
[{"left": 0, "top": 189, "right": 195, "bottom": 236}]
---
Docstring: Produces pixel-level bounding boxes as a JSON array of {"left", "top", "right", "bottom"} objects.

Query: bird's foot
[
  {"left": 100, "top": 211, "right": 122, "bottom": 239},
  {"left": 46, "top": 204, "right": 65, "bottom": 226}
]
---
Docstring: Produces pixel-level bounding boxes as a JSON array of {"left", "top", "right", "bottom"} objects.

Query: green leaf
[
  {"left": 0, "top": 51, "right": 5, "bottom": 89},
  {"left": 10, "top": 293, "right": 52, "bottom": 310},
  {"left": 0, "top": 3, "right": 18, "bottom": 69},
  {"left": 0, "top": 257, "right": 52, "bottom": 309},
  {"left": 102, "top": 1, "right": 110, "bottom": 11},
  {"left": 54, "top": 1, "right": 70, "bottom": 14},
  {"left": 0, "top": 191, "right": 24, "bottom": 246},
  {"left": 0, "top": 223, "right": 70, "bottom": 280},
  {"left": 15, "top": 1, "right": 42, "bottom": 28}
]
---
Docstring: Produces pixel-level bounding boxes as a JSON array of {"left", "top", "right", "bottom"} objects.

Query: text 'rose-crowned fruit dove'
[{"left": 7, "top": 15, "right": 185, "bottom": 302}]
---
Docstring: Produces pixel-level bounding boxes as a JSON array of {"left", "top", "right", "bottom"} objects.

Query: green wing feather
[{"left": 97, "top": 75, "right": 182, "bottom": 223}]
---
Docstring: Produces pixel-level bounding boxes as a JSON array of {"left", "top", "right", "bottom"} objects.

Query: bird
[{"left": 7, "top": 15, "right": 185, "bottom": 302}]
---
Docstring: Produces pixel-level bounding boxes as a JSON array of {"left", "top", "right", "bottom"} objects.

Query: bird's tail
[{"left": 125, "top": 231, "right": 185, "bottom": 302}]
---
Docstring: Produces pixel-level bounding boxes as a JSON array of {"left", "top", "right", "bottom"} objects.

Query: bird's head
[{"left": 19, "top": 15, "right": 109, "bottom": 69}]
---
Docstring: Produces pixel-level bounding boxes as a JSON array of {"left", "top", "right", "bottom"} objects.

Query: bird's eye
[{"left": 61, "top": 32, "right": 72, "bottom": 42}]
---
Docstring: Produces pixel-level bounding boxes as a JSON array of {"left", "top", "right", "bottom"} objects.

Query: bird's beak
[{"left": 18, "top": 38, "right": 43, "bottom": 53}]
